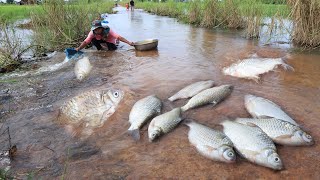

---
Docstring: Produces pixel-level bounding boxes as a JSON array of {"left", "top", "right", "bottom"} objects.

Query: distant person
[
  {"left": 75, "top": 20, "right": 134, "bottom": 51},
  {"left": 126, "top": 3, "right": 129, "bottom": 11},
  {"left": 130, "top": 0, "right": 135, "bottom": 11}
]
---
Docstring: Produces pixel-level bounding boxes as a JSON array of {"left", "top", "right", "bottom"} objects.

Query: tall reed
[
  {"left": 200, "top": 0, "right": 218, "bottom": 28},
  {"left": 288, "top": 0, "right": 320, "bottom": 48}
]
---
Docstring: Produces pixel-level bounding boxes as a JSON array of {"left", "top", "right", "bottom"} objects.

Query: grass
[{"left": 0, "top": 5, "right": 41, "bottom": 22}]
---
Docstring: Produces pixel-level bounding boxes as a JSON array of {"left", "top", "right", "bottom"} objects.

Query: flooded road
[{"left": 1, "top": 7, "right": 320, "bottom": 179}]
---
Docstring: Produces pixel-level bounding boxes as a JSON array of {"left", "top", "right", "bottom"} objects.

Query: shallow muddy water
[{"left": 0, "top": 7, "right": 320, "bottom": 179}]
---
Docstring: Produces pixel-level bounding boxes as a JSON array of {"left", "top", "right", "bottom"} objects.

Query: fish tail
[{"left": 128, "top": 129, "right": 140, "bottom": 141}]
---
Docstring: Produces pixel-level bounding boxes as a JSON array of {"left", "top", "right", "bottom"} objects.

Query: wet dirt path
[{"left": 1, "top": 7, "right": 320, "bottom": 179}]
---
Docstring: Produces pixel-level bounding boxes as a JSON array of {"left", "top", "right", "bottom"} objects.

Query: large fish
[
  {"left": 148, "top": 108, "right": 182, "bottom": 142},
  {"left": 184, "top": 120, "right": 236, "bottom": 163},
  {"left": 235, "top": 118, "right": 314, "bottom": 146},
  {"left": 223, "top": 58, "right": 293, "bottom": 82},
  {"left": 168, "top": 80, "right": 214, "bottom": 101},
  {"left": 59, "top": 89, "right": 124, "bottom": 127},
  {"left": 74, "top": 56, "right": 92, "bottom": 81},
  {"left": 245, "top": 94, "right": 298, "bottom": 126},
  {"left": 221, "top": 120, "right": 283, "bottom": 170},
  {"left": 128, "top": 95, "right": 162, "bottom": 141},
  {"left": 181, "top": 85, "right": 233, "bottom": 112}
]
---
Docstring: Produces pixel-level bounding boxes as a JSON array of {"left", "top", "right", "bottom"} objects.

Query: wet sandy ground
[{"left": 1, "top": 7, "right": 320, "bottom": 179}]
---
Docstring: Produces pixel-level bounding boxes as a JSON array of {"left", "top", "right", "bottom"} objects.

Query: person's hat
[{"left": 91, "top": 20, "right": 104, "bottom": 31}]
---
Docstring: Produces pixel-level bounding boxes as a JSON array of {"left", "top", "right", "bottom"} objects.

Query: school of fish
[{"left": 57, "top": 54, "right": 313, "bottom": 171}]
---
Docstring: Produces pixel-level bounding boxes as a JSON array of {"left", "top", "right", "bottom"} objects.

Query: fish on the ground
[
  {"left": 184, "top": 119, "right": 236, "bottom": 163},
  {"left": 74, "top": 56, "right": 92, "bottom": 81},
  {"left": 221, "top": 120, "right": 283, "bottom": 170},
  {"left": 181, "top": 85, "right": 233, "bottom": 112},
  {"left": 168, "top": 80, "right": 214, "bottom": 101},
  {"left": 223, "top": 58, "right": 293, "bottom": 82},
  {"left": 128, "top": 95, "right": 162, "bottom": 141},
  {"left": 148, "top": 108, "right": 182, "bottom": 142},
  {"left": 245, "top": 94, "right": 298, "bottom": 125},
  {"left": 235, "top": 118, "right": 314, "bottom": 146},
  {"left": 59, "top": 88, "right": 124, "bottom": 127}
]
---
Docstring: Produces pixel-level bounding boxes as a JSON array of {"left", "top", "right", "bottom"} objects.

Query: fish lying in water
[
  {"left": 184, "top": 120, "right": 236, "bottom": 163},
  {"left": 245, "top": 94, "right": 298, "bottom": 126},
  {"left": 223, "top": 58, "right": 293, "bottom": 82},
  {"left": 221, "top": 120, "right": 283, "bottom": 170},
  {"left": 148, "top": 108, "right": 182, "bottom": 142},
  {"left": 235, "top": 118, "right": 314, "bottom": 146},
  {"left": 59, "top": 88, "right": 124, "bottom": 128},
  {"left": 74, "top": 56, "right": 92, "bottom": 81},
  {"left": 181, "top": 85, "right": 233, "bottom": 112},
  {"left": 168, "top": 80, "right": 214, "bottom": 101},
  {"left": 128, "top": 95, "right": 162, "bottom": 141}
]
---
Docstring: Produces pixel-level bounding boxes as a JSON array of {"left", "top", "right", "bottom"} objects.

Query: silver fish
[
  {"left": 235, "top": 118, "right": 313, "bottom": 146},
  {"left": 168, "top": 80, "right": 214, "bottom": 101},
  {"left": 181, "top": 85, "right": 233, "bottom": 112},
  {"left": 59, "top": 89, "right": 124, "bottom": 127},
  {"left": 245, "top": 94, "right": 298, "bottom": 126},
  {"left": 74, "top": 56, "right": 92, "bottom": 81},
  {"left": 221, "top": 120, "right": 283, "bottom": 170},
  {"left": 128, "top": 95, "right": 162, "bottom": 141},
  {"left": 148, "top": 108, "right": 182, "bottom": 142},
  {"left": 223, "top": 58, "right": 293, "bottom": 82},
  {"left": 184, "top": 120, "right": 236, "bottom": 163}
]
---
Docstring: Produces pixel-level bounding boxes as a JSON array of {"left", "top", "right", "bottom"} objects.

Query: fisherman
[{"left": 75, "top": 20, "right": 134, "bottom": 51}]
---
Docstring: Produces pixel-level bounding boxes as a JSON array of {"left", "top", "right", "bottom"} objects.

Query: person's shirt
[
  {"left": 130, "top": 1, "right": 134, "bottom": 6},
  {"left": 84, "top": 29, "right": 120, "bottom": 44}
]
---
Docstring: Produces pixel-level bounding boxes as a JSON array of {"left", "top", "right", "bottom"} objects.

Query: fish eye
[
  {"left": 274, "top": 157, "right": 279, "bottom": 162},
  {"left": 305, "top": 134, "right": 312, "bottom": 139},
  {"left": 113, "top": 91, "right": 119, "bottom": 98},
  {"left": 228, "top": 152, "right": 234, "bottom": 157}
]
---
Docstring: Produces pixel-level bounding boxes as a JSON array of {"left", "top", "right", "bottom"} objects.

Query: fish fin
[
  {"left": 211, "top": 100, "right": 217, "bottom": 105},
  {"left": 275, "top": 134, "right": 293, "bottom": 140},
  {"left": 128, "top": 129, "right": 140, "bottom": 141},
  {"left": 246, "top": 122, "right": 258, "bottom": 127},
  {"left": 258, "top": 115, "right": 274, "bottom": 119}
]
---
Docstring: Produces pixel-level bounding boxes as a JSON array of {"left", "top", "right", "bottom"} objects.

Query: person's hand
[
  {"left": 75, "top": 48, "right": 79, "bottom": 51},
  {"left": 129, "top": 42, "right": 134, "bottom": 46}
]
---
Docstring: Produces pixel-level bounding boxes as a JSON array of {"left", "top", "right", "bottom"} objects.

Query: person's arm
[
  {"left": 75, "top": 41, "right": 89, "bottom": 51},
  {"left": 118, "top": 36, "right": 134, "bottom": 46}
]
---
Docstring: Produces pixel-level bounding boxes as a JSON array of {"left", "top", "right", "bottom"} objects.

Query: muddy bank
[{"left": 0, "top": 7, "right": 320, "bottom": 179}]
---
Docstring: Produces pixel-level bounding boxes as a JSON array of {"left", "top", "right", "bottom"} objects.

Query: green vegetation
[
  {"left": 0, "top": 5, "right": 41, "bottom": 22},
  {"left": 30, "top": 0, "right": 115, "bottom": 51}
]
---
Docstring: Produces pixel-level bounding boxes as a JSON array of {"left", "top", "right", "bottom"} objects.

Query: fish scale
[
  {"left": 223, "top": 58, "right": 293, "bottom": 81},
  {"left": 148, "top": 108, "right": 182, "bottom": 141},
  {"left": 185, "top": 120, "right": 236, "bottom": 163},
  {"left": 168, "top": 80, "right": 214, "bottom": 101},
  {"left": 59, "top": 89, "right": 124, "bottom": 127},
  {"left": 235, "top": 118, "right": 313, "bottom": 146},
  {"left": 186, "top": 121, "right": 233, "bottom": 147},
  {"left": 245, "top": 94, "right": 298, "bottom": 125},
  {"left": 181, "top": 85, "right": 233, "bottom": 112},
  {"left": 221, "top": 120, "right": 283, "bottom": 170},
  {"left": 128, "top": 95, "right": 162, "bottom": 141}
]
